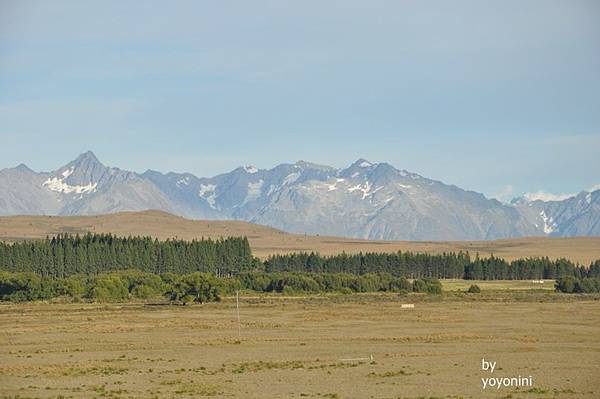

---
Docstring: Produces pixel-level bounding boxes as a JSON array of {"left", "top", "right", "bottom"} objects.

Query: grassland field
[
  {"left": 1, "top": 281, "right": 599, "bottom": 399},
  {"left": 1, "top": 212, "right": 599, "bottom": 398}
]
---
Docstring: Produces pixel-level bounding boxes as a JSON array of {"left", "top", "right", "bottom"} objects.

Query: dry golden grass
[
  {"left": 1, "top": 293, "right": 599, "bottom": 398},
  {"left": 1, "top": 210, "right": 599, "bottom": 264},
  {"left": 440, "top": 279, "right": 556, "bottom": 291}
]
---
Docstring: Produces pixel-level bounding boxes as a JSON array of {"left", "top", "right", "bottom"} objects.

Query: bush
[
  {"left": 131, "top": 284, "right": 157, "bottom": 299},
  {"left": 88, "top": 274, "right": 129, "bottom": 302},
  {"left": 467, "top": 284, "right": 481, "bottom": 293},
  {"left": 238, "top": 272, "right": 272, "bottom": 292},
  {"left": 165, "top": 272, "right": 220, "bottom": 304},
  {"left": 412, "top": 279, "right": 427, "bottom": 293},
  {"left": 390, "top": 277, "right": 412, "bottom": 292},
  {"left": 556, "top": 276, "right": 600, "bottom": 293},
  {"left": 0, "top": 272, "right": 47, "bottom": 302},
  {"left": 555, "top": 276, "right": 578, "bottom": 293},
  {"left": 53, "top": 275, "right": 87, "bottom": 301},
  {"left": 268, "top": 274, "right": 320, "bottom": 293},
  {"left": 214, "top": 277, "right": 241, "bottom": 295},
  {"left": 118, "top": 270, "right": 164, "bottom": 297},
  {"left": 413, "top": 278, "right": 442, "bottom": 294},
  {"left": 577, "top": 278, "right": 600, "bottom": 293}
]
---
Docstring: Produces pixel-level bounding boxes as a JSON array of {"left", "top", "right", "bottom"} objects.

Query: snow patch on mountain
[
  {"left": 539, "top": 210, "right": 557, "bottom": 234},
  {"left": 348, "top": 181, "right": 383, "bottom": 200},
  {"left": 42, "top": 170, "right": 97, "bottom": 195},
  {"left": 244, "top": 165, "right": 258, "bottom": 174},
  {"left": 176, "top": 177, "right": 190, "bottom": 188},
  {"left": 198, "top": 184, "right": 217, "bottom": 209},
  {"left": 244, "top": 180, "right": 264, "bottom": 203},
  {"left": 324, "top": 178, "right": 345, "bottom": 192},
  {"left": 283, "top": 173, "right": 300, "bottom": 185},
  {"left": 266, "top": 184, "right": 277, "bottom": 196}
]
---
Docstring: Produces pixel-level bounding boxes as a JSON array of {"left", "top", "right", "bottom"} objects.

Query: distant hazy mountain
[
  {"left": 0, "top": 151, "right": 597, "bottom": 240},
  {"left": 511, "top": 190, "right": 600, "bottom": 237}
]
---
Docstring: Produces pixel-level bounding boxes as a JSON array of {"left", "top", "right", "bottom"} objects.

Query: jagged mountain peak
[
  {"left": 294, "top": 160, "right": 335, "bottom": 172},
  {"left": 339, "top": 159, "right": 408, "bottom": 181},
  {"left": 58, "top": 151, "right": 106, "bottom": 175},
  {"left": 1, "top": 153, "right": 598, "bottom": 240},
  {"left": 352, "top": 158, "right": 375, "bottom": 168},
  {"left": 14, "top": 163, "right": 34, "bottom": 173},
  {"left": 77, "top": 150, "right": 101, "bottom": 162}
]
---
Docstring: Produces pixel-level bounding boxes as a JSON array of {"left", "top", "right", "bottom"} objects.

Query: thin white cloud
[
  {"left": 523, "top": 191, "right": 576, "bottom": 202},
  {"left": 493, "top": 185, "right": 515, "bottom": 203}
]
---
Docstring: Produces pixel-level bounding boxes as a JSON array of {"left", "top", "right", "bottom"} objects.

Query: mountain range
[{"left": 0, "top": 151, "right": 597, "bottom": 240}]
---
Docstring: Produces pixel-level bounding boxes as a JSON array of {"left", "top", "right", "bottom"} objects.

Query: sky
[{"left": 1, "top": 0, "right": 599, "bottom": 202}]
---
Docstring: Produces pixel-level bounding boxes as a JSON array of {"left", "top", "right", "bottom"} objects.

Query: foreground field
[
  {"left": 1, "top": 293, "right": 599, "bottom": 398},
  {"left": 1, "top": 211, "right": 600, "bottom": 264}
]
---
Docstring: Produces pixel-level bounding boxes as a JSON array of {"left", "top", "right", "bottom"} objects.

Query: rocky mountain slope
[{"left": 0, "top": 151, "right": 597, "bottom": 240}]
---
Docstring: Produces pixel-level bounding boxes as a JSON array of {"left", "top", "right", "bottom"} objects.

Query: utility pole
[{"left": 236, "top": 290, "right": 241, "bottom": 340}]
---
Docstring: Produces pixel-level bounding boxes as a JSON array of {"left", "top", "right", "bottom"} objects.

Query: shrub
[
  {"left": 412, "top": 279, "right": 427, "bottom": 293},
  {"left": 88, "top": 274, "right": 129, "bottom": 302},
  {"left": 390, "top": 277, "right": 412, "bottom": 292},
  {"left": 413, "top": 278, "right": 442, "bottom": 294},
  {"left": 119, "top": 271, "right": 164, "bottom": 293},
  {"left": 165, "top": 273, "right": 220, "bottom": 304},
  {"left": 555, "top": 276, "right": 578, "bottom": 293},
  {"left": 0, "top": 272, "right": 46, "bottom": 302},
  {"left": 268, "top": 274, "right": 320, "bottom": 293},
  {"left": 424, "top": 279, "right": 442, "bottom": 294},
  {"left": 214, "top": 277, "right": 241, "bottom": 295},
  {"left": 54, "top": 275, "right": 87, "bottom": 300},
  {"left": 467, "top": 284, "right": 481, "bottom": 293},
  {"left": 238, "top": 272, "right": 271, "bottom": 292},
  {"left": 131, "top": 284, "right": 158, "bottom": 299},
  {"left": 577, "top": 278, "right": 600, "bottom": 293}
]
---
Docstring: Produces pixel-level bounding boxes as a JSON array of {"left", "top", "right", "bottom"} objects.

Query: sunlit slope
[{"left": 0, "top": 210, "right": 599, "bottom": 263}]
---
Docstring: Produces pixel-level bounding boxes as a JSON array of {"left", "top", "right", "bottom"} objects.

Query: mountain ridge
[{"left": 1, "top": 151, "right": 598, "bottom": 240}]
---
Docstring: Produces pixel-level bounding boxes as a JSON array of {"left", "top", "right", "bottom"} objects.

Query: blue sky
[{"left": 1, "top": 0, "right": 599, "bottom": 202}]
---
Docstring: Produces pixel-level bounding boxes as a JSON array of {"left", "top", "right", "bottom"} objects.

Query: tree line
[
  {"left": 0, "top": 270, "right": 442, "bottom": 303},
  {"left": 0, "top": 234, "right": 256, "bottom": 277},
  {"left": 265, "top": 252, "right": 599, "bottom": 280},
  {"left": 0, "top": 233, "right": 599, "bottom": 281}
]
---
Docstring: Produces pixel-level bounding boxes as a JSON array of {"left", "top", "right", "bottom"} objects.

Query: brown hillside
[{"left": 0, "top": 210, "right": 598, "bottom": 264}]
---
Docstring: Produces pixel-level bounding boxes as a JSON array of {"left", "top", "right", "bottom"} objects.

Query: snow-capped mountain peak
[{"left": 1, "top": 153, "right": 598, "bottom": 240}]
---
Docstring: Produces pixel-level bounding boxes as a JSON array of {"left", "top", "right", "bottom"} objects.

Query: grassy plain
[
  {"left": 440, "top": 279, "right": 555, "bottom": 291},
  {"left": 1, "top": 210, "right": 599, "bottom": 264},
  {"left": 1, "top": 290, "right": 599, "bottom": 399}
]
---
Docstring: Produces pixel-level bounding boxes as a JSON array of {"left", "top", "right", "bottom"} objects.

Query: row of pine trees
[
  {"left": 264, "top": 252, "right": 599, "bottom": 280},
  {"left": 0, "top": 234, "right": 256, "bottom": 277},
  {"left": 0, "top": 233, "right": 598, "bottom": 280}
]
